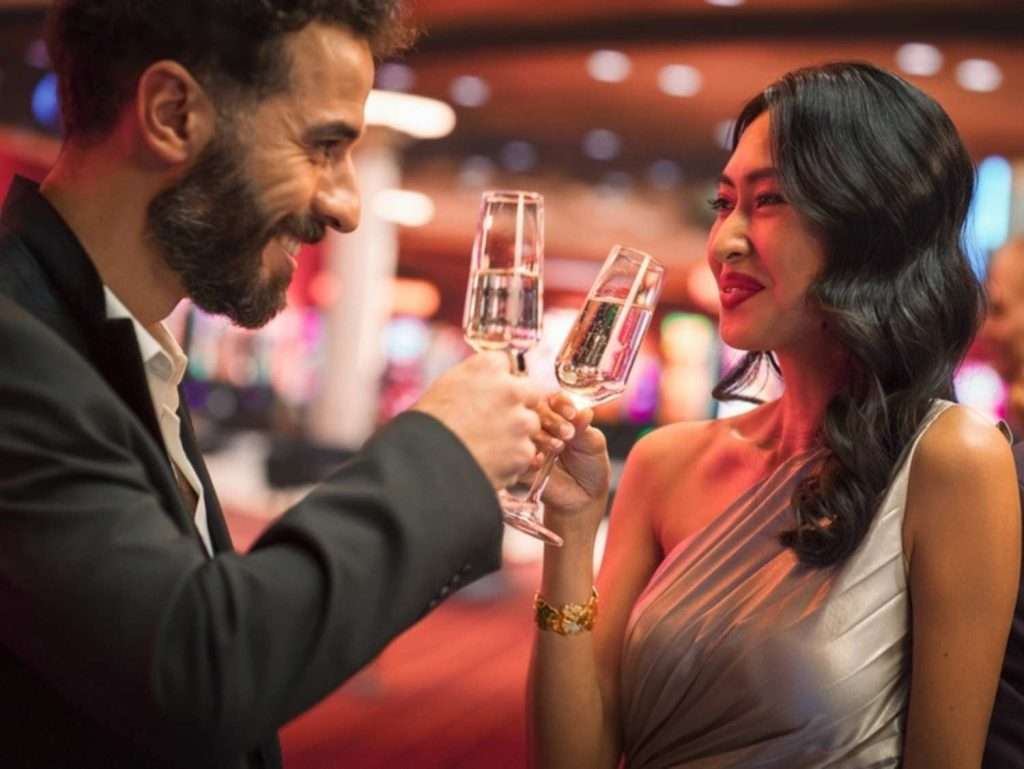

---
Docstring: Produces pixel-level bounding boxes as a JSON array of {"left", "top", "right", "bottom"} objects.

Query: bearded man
[{"left": 0, "top": 2, "right": 573, "bottom": 767}]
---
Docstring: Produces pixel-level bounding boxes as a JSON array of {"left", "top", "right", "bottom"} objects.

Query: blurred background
[{"left": 1, "top": 0, "right": 1022, "bottom": 766}]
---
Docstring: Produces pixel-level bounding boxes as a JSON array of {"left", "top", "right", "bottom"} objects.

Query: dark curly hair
[
  {"left": 713, "top": 62, "right": 981, "bottom": 568},
  {"left": 46, "top": 0, "right": 414, "bottom": 141}
]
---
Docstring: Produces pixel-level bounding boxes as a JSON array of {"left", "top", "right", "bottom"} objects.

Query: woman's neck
[{"left": 758, "top": 340, "right": 848, "bottom": 459}]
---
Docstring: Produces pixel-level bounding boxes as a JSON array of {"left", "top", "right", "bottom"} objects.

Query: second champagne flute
[{"left": 505, "top": 245, "right": 665, "bottom": 543}]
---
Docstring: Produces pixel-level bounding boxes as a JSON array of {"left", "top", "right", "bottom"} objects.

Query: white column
[
  {"left": 309, "top": 131, "right": 401, "bottom": 449},
  {"left": 1011, "top": 158, "right": 1024, "bottom": 236}
]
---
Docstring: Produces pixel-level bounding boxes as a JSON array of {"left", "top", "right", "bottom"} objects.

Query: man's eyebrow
[
  {"left": 718, "top": 167, "right": 778, "bottom": 187},
  {"left": 304, "top": 121, "right": 361, "bottom": 143}
]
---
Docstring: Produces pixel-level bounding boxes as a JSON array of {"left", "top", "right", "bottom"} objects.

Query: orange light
[{"left": 392, "top": 278, "right": 441, "bottom": 319}]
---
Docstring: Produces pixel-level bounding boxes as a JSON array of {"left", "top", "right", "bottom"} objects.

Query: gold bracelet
[{"left": 534, "top": 587, "right": 598, "bottom": 635}]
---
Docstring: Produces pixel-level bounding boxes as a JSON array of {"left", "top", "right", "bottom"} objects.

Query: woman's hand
[{"left": 528, "top": 392, "right": 610, "bottom": 536}]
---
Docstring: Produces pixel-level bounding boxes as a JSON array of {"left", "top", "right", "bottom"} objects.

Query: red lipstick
[{"left": 719, "top": 272, "right": 765, "bottom": 310}]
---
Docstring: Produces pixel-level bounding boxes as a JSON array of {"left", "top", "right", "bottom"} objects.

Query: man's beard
[{"left": 146, "top": 119, "right": 326, "bottom": 329}]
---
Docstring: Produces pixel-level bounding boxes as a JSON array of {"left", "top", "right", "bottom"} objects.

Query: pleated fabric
[{"left": 620, "top": 401, "right": 960, "bottom": 769}]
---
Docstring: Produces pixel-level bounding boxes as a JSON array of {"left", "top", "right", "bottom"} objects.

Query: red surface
[{"left": 226, "top": 510, "right": 537, "bottom": 769}]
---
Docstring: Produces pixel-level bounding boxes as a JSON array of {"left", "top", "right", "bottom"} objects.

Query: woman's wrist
[
  {"left": 542, "top": 497, "right": 607, "bottom": 541},
  {"left": 540, "top": 532, "right": 597, "bottom": 605}
]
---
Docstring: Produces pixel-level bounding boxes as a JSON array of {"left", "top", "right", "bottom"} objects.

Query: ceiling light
[
  {"left": 648, "top": 159, "right": 683, "bottom": 190},
  {"left": 500, "top": 141, "right": 538, "bottom": 173},
  {"left": 895, "top": 43, "right": 943, "bottom": 76},
  {"left": 586, "top": 50, "right": 632, "bottom": 83},
  {"left": 658, "top": 65, "right": 702, "bottom": 97},
  {"left": 450, "top": 75, "right": 490, "bottom": 107},
  {"left": 372, "top": 189, "right": 435, "bottom": 227},
  {"left": 364, "top": 90, "right": 455, "bottom": 139},
  {"left": 706, "top": 0, "right": 745, "bottom": 6},
  {"left": 956, "top": 59, "right": 1003, "bottom": 92},
  {"left": 375, "top": 62, "right": 416, "bottom": 92},
  {"left": 582, "top": 129, "right": 622, "bottom": 161}
]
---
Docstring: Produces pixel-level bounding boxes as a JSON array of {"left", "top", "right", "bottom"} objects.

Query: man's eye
[{"left": 314, "top": 141, "right": 342, "bottom": 162}]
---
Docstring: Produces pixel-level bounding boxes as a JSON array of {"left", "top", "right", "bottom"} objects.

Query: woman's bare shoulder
[
  {"left": 913, "top": 404, "right": 1012, "bottom": 479},
  {"left": 905, "top": 403, "right": 1019, "bottom": 558},
  {"left": 628, "top": 404, "right": 774, "bottom": 477}
]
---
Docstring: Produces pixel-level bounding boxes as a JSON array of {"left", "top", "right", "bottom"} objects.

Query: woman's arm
[
  {"left": 527, "top": 423, "right": 666, "bottom": 769},
  {"left": 903, "top": 406, "right": 1021, "bottom": 769}
]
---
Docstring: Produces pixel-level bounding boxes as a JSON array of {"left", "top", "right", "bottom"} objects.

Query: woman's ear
[{"left": 134, "top": 60, "right": 216, "bottom": 166}]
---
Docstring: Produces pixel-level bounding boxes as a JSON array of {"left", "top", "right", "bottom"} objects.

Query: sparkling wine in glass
[
  {"left": 462, "top": 190, "right": 563, "bottom": 544},
  {"left": 463, "top": 191, "right": 543, "bottom": 362},
  {"left": 504, "top": 245, "right": 665, "bottom": 542}
]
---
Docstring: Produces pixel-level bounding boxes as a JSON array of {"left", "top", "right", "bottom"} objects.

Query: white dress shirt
[{"left": 104, "top": 287, "right": 213, "bottom": 555}]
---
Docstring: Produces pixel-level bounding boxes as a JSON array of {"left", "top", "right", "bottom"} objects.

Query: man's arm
[{"left": 0, "top": 299, "right": 502, "bottom": 766}]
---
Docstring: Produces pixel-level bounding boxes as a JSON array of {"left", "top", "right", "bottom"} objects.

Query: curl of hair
[
  {"left": 46, "top": 0, "right": 415, "bottom": 141},
  {"left": 713, "top": 62, "right": 981, "bottom": 568}
]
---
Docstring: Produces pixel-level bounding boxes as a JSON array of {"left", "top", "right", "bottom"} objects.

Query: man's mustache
[{"left": 274, "top": 214, "right": 327, "bottom": 246}]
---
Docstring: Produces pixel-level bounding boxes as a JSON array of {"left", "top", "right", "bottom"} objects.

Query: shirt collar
[{"left": 103, "top": 286, "right": 188, "bottom": 386}]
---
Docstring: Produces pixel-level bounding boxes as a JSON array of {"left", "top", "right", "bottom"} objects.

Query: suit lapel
[
  {"left": 94, "top": 318, "right": 165, "bottom": 449},
  {"left": 1, "top": 176, "right": 208, "bottom": 549},
  {"left": 179, "top": 399, "right": 235, "bottom": 553}
]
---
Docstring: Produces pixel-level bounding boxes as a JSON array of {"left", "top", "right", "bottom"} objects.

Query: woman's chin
[{"left": 719, "top": 324, "right": 769, "bottom": 353}]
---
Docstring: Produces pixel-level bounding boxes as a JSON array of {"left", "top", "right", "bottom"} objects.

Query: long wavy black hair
[{"left": 713, "top": 62, "right": 982, "bottom": 568}]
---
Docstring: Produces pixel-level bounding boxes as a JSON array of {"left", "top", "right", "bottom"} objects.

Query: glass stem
[
  {"left": 524, "top": 447, "right": 559, "bottom": 505},
  {"left": 507, "top": 349, "right": 527, "bottom": 375}
]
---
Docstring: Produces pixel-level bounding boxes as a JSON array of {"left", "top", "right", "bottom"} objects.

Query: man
[
  {"left": 978, "top": 238, "right": 1024, "bottom": 434},
  {"left": 981, "top": 238, "right": 1024, "bottom": 769},
  {"left": 985, "top": 440, "right": 1024, "bottom": 769},
  {"left": 0, "top": 1, "right": 555, "bottom": 767}
]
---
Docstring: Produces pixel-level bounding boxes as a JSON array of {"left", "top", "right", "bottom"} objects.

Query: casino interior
[{"left": 0, "top": 0, "right": 1022, "bottom": 766}]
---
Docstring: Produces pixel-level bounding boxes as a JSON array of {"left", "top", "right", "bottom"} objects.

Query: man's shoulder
[{"left": 0, "top": 293, "right": 103, "bottom": 397}]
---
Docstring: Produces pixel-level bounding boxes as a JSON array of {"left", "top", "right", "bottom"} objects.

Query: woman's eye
[
  {"left": 707, "top": 196, "right": 733, "bottom": 213},
  {"left": 756, "top": 192, "right": 786, "bottom": 207}
]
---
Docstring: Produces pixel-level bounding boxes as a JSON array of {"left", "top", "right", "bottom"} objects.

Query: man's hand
[{"left": 413, "top": 352, "right": 542, "bottom": 490}]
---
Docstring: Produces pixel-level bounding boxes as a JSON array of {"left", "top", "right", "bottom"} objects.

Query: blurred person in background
[
  {"left": 976, "top": 236, "right": 1024, "bottom": 769},
  {"left": 0, "top": 1, "right": 579, "bottom": 768},
  {"left": 978, "top": 237, "right": 1024, "bottom": 434},
  {"left": 527, "top": 62, "right": 1020, "bottom": 769}
]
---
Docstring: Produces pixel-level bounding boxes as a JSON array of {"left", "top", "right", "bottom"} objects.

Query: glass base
[{"left": 497, "top": 490, "right": 564, "bottom": 547}]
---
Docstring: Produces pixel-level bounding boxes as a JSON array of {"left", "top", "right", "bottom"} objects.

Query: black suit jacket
[
  {"left": 0, "top": 176, "right": 504, "bottom": 768},
  {"left": 982, "top": 442, "right": 1024, "bottom": 768}
]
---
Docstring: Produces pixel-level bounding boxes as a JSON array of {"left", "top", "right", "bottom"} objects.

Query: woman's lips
[{"left": 718, "top": 273, "right": 765, "bottom": 310}]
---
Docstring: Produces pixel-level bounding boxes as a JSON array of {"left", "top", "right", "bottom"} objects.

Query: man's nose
[{"left": 314, "top": 170, "right": 361, "bottom": 234}]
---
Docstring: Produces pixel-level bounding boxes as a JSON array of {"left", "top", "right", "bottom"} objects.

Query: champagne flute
[
  {"left": 504, "top": 245, "right": 665, "bottom": 544},
  {"left": 462, "top": 190, "right": 561, "bottom": 544}
]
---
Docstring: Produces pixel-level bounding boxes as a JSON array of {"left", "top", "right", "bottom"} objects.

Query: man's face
[
  {"left": 980, "top": 245, "right": 1024, "bottom": 380},
  {"left": 146, "top": 22, "right": 374, "bottom": 329}
]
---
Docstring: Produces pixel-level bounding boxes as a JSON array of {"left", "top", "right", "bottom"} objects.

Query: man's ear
[{"left": 135, "top": 60, "right": 216, "bottom": 165}]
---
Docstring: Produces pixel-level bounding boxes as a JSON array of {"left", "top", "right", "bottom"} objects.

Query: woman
[{"left": 528, "top": 62, "right": 1021, "bottom": 769}]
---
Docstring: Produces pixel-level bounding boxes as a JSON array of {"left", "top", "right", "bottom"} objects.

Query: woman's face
[{"left": 707, "top": 112, "right": 827, "bottom": 354}]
